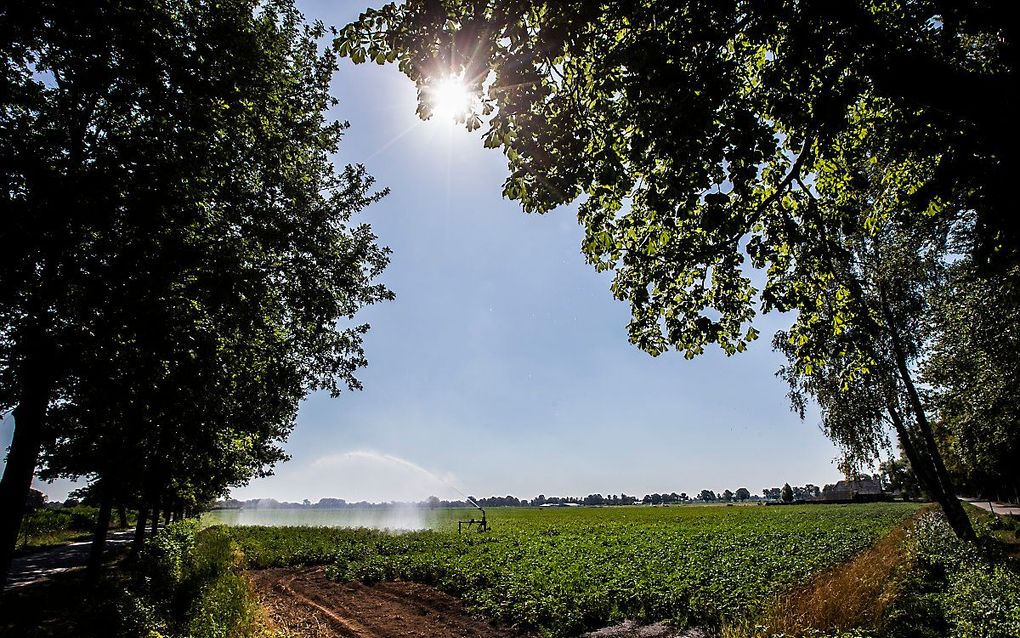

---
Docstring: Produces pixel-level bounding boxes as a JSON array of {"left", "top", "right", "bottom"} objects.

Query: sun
[{"left": 428, "top": 74, "right": 474, "bottom": 121}]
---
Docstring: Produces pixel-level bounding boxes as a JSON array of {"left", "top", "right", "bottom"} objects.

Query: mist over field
[{"left": 205, "top": 505, "right": 436, "bottom": 531}]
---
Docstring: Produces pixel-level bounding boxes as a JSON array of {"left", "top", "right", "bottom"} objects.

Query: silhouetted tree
[{"left": 0, "top": 0, "right": 391, "bottom": 584}]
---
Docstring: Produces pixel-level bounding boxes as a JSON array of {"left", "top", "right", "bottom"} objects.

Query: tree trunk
[
  {"left": 117, "top": 504, "right": 128, "bottom": 529},
  {"left": 87, "top": 487, "right": 113, "bottom": 580},
  {"left": 132, "top": 507, "right": 148, "bottom": 553},
  {"left": 150, "top": 494, "right": 160, "bottom": 537},
  {"left": 888, "top": 405, "right": 974, "bottom": 538},
  {"left": 0, "top": 368, "right": 51, "bottom": 588},
  {"left": 925, "top": 473, "right": 975, "bottom": 539},
  {"left": 908, "top": 407, "right": 975, "bottom": 540},
  {"left": 880, "top": 290, "right": 976, "bottom": 541}
]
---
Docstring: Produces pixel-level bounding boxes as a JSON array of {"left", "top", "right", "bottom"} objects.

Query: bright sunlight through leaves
[{"left": 428, "top": 74, "right": 473, "bottom": 121}]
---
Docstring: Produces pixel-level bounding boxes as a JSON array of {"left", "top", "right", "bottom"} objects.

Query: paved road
[
  {"left": 4, "top": 529, "right": 135, "bottom": 590},
  {"left": 964, "top": 498, "right": 1020, "bottom": 517}
]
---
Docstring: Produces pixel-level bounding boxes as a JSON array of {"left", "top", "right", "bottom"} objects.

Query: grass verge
[
  {"left": 15, "top": 507, "right": 103, "bottom": 554},
  {"left": 723, "top": 504, "right": 1020, "bottom": 638},
  {"left": 125, "top": 520, "right": 276, "bottom": 638},
  {"left": 1, "top": 520, "right": 276, "bottom": 638}
]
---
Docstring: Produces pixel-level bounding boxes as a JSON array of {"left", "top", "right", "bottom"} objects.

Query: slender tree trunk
[
  {"left": 87, "top": 487, "right": 113, "bottom": 580},
  {"left": 926, "top": 473, "right": 974, "bottom": 538},
  {"left": 0, "top": 365, "right": 51, "bottom": 588},
  {"left": 150, "top": 493, "right": 160, "bottom": 537},
  {"left": 880, "top": 292, "right": 976, "bottom": 541},
  {"left": 889, "top": 400, "right": 975, "bottom": 541},
  {"left": 117, "top": 504, "right": 128, "bottom": 529},
  {"left": 132, "top": 507, "right": 148, "bottom": 553},
  {"left": 887, "top": 402, "right": 949, "bottom": 506}
]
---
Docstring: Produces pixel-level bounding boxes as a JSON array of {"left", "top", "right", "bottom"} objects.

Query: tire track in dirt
[
  {"left": 275, "top": 570, "right": 373, "bottom": 637},
  {"left": 249, "top": 567, "right": 523, "bottom": 638}
]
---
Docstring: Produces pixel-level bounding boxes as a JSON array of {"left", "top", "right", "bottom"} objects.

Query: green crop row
[{"left": 225, "top": 503, "right": 918, "bottom": 636}]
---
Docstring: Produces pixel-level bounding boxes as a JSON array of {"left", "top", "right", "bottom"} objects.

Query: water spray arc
[{"left": 317, "top": 451, "right": 490, "bottom": 533}]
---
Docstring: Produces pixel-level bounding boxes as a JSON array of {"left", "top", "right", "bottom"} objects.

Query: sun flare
[{"left": 428, "top": 75, "right": 474, "bottom": 121}]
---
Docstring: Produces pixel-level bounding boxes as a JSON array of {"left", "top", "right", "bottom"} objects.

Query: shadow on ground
[{"left": 5, "top": 529, "right": 135, "bottom": 590}]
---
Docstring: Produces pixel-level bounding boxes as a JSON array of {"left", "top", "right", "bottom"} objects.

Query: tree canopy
[
  {"left": 0, "top": 0, "right": 391, "bottom": 584},
  {"left": 924, "top": 262, "right": 1020, "bottom": 502},
  {"left": 344, "top": 1, "right": 1014, "bottom": 355},
  {"left": 343, "top": 0, "right": 1016, "bottom": 539}
]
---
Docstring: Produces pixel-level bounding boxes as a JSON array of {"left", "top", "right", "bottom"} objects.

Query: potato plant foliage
[{"left": 226, "top": 503, "right": 918, "bottom": 636}]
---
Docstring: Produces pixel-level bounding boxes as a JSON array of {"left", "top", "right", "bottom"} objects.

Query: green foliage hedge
[
  {"left": 16, "top": 506, "right": 100, "bottom": 549},
  {"left": 884, "top": 511, "right": 1020, "bottom": 638},
  {"left": 122, "top": 520, "right": 268, "bottom": 638},
  {"left": 20, "top": 506, "right": 98, "bottom": 537}
]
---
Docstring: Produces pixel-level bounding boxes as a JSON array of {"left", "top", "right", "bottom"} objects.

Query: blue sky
[{"left": 3, "top": 0, "right": 846, "bottom": 503}]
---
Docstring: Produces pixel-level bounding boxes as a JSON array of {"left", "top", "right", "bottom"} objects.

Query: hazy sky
[{"left": 4, "top": 0, "right": 848, "bottom": 503}]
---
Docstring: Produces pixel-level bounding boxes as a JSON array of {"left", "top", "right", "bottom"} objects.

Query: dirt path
[
  {"left": 249, "top": 567, "right": 525, "bottom": 638},
  {"left": 250, "top": 568, "right": 701, "bottom": 638},
  {"left": 4, "top": 529, "right": 135, "bottom": 590},
  {"left": 964, "top": 498, "right": 1020, "bottom": 517}
]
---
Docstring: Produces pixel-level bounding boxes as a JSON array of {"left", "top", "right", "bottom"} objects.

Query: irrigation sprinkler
[{"left": 457, "top": 498, "right": 488, "bottom": 533}]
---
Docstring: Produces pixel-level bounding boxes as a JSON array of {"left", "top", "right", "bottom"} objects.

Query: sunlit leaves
[{"left": 339, "top": 2, "right": 1012, "bottom": 504}]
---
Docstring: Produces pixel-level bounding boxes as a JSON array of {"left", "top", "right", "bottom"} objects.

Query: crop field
[{"left": 225, "top": 503, "right": 919, "bottom": 636}]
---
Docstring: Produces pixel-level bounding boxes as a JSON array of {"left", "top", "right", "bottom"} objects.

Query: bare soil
[
  {"left": 248, "top": 567, "right": 525, "bottom": 638},
  {"left": 250, "top": 567, "right": 705, "bottom": 638}
]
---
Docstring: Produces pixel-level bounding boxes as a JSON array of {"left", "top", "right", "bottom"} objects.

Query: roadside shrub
[
  {"left": 16, "top": 506, "right": 100, "bottom": 548},
  {"left": 134, "top": 521, "right": 267, "bottom": 638},
  {"left": 187, "top": 571, "right": 265, "bottom": 638},
  {"left": 141, "top": 519, "right": 200, "bottom": 605},
  {"left": 112, "top": 585, "right": 170, "bottom": 638},
  {"left": 66, "top": 506, "right": 102, "bottom": 531},
  {"left": 943, "top": 564, "right": 1020, "bottom": 638},
  {"left": 885, "top": 510, "right": 1020, "bottom": 638},
  {"left": 189, "top": 526, "right": 243, "bottom": 583}
]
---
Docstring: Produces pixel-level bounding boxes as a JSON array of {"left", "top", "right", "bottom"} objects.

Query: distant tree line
[
  {"left": 216, "top": 495, "right": 635, "bottom": 509},
  {"left": 216, "top": 488, "right": 831, "bottom": 509},
  {"left": 216, "top": 477, "right": 923, "bottom": 511},
  {"left": 762, "top": 485, "right": 822, "bottom": 502}
]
